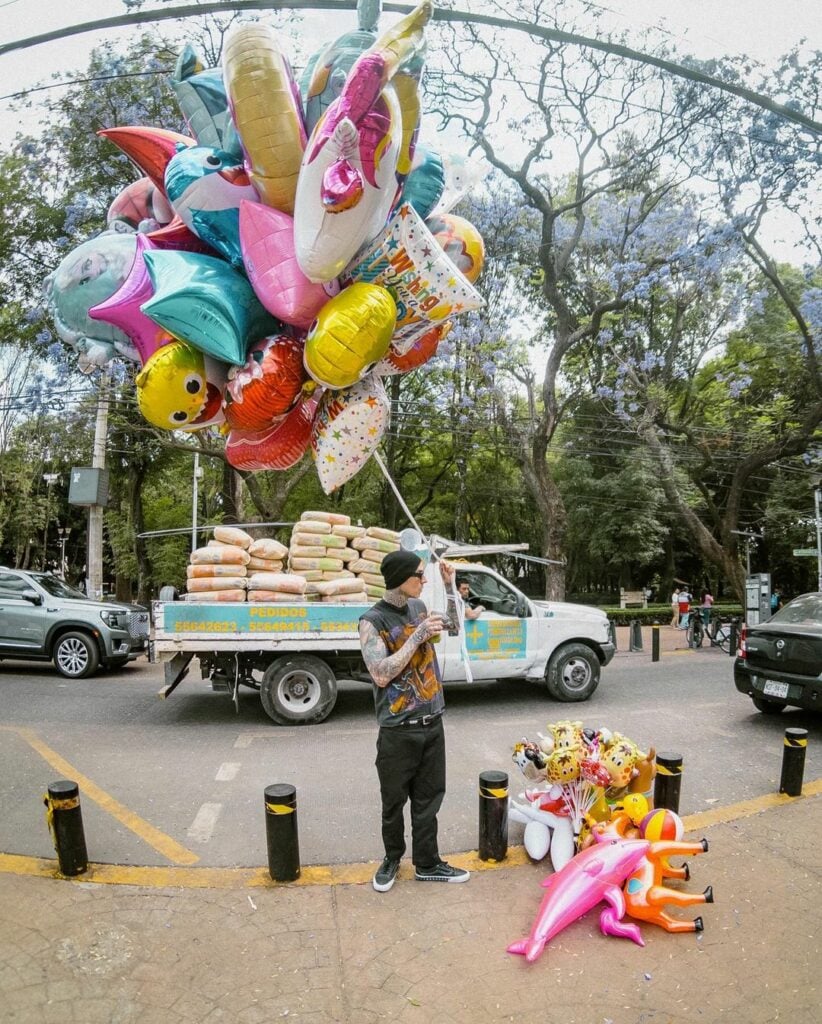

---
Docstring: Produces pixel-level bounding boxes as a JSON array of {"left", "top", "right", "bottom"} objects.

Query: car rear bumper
[{"left": 734, "top": 661, "right": 822, "bottom": 710}]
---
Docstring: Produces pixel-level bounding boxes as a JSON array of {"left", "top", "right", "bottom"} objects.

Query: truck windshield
[{"left": 30, "top": 574, "right": 88, "bottom": 600}]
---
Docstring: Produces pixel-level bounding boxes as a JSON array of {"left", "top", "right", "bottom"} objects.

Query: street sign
[{"left": 792, "top": 548, "right": 818, "bottom": 557}]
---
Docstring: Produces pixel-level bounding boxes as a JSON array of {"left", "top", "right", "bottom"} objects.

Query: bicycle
[
  {"left": 707, "top": 615, "right": 733, "bottom": 653},
  {"left": 686, "top": 610, "right": 704, "bottom": 648}
]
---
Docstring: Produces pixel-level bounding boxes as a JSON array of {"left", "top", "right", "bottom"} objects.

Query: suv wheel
[{"left": 54, "top": 632, "right": 100, "bottom": 679}]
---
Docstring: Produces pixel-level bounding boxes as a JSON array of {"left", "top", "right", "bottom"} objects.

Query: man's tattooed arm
[{"left": 359, "top": 617, "right": 440, "bottom": 687}]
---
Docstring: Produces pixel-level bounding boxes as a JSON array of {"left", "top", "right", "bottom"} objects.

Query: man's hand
[
  {"left": 412, "top": 612, "right": 448, "bottom": 644},
  {"left": 438, "top": 560, "right": 455, "bottom": 586}
]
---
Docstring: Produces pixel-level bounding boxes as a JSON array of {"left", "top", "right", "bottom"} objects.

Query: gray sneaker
[
  {"left": 415, "top": 860, "right": 470, "bottom": 883},
  {"left": 373, "top": 857, "right": 401, "bottom": 892}
]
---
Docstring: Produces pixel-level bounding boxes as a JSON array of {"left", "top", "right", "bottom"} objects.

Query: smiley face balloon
[{"left": 135, "top": 339, "right": 226, "bottom": 430}]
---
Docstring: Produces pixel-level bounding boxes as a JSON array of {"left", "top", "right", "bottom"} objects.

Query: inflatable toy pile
[{"left": 43, "top": 0, "right": 485, "bottom": 495}]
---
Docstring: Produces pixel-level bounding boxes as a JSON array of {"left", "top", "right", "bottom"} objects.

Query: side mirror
[
  {"left": 22, "top": 589, "right": 43, "bottom": 606},
  {"left": 516, "top": 596, "right": 529, "bottom": 618}
]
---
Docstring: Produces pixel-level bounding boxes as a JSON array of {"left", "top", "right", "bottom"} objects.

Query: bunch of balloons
[
  {"left": 509, "top": 720, "right": 657, "bottom": 864},
  {"left": 43, "top": 0, "right": 486, "bottom": 494}
]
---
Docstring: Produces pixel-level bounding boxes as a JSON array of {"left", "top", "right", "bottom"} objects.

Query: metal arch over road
[{"left": 1, "top": 1, "right": 819, "bottom": 135}]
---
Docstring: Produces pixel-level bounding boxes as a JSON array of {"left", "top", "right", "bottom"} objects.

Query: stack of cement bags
[
  {"left": 288, "top": 511, "right": 368, "bottom": 602},
  {"left": 185, "top": 526, "right": 253, "bottom": 602},
  {"left": 349, "top": 527, "right": 401, "bottom": 600},
  {"left": 247, "top": 571, "right": 309, "bottom": 603}
]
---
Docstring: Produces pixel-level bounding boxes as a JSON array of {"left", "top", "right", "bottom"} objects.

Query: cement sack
[
  {"left": 360, "top": 572, "right": 386, "bottom": 587},
  {"left": 213, "top": 526, "right": 253, "bottom": 549},
  {"left": 248, "top": 538, "right": 288, "bottom": 560},
  {"left": 366, "top": 585, "right": 386, "bottom": 599},
  {"left": 331, "top": 524, "right": 366, "bottom": 540},
  {"left": 186, "top": 577, "right": 248, "bottom": 593},
  {"left": 288, "top": 569, "right": 324, "bottom": 581},
  {"left": 290, "top": 531, "right": 335, "bottom": 548},
  {"left": 248, "top": 572, "right": 306, "bottom": 594},
  {"left": 191, "top": 545, "right": 250, "bottom": 566},
  {"left": 313, "top": 578, "right": 367, "bottom": 597},
  {"left": 184, "top": 590, "right": 246, "bottom": 603},
  {"left": 289, "top": 544, "right": 328, "bottom": 559},
  {"left": 337, "top": 547, "right": 358, "bottom": 564},
  {"left": 351, "top": 536, "right": 398, "bottom": 554},
  {"left": 321, "top": 592, "right": 369, "bottom": 603},
  {"left": 292, "top": 519, "right": 332, "bottom": 535},
  {"left": 365, "top": 527, "right": 401, "bottom": 543},
  {"left": 247, "top": 590, "right": 318, "bottom": 603},
  {"left": 301, "top": 510, "right": 350, "bottom": 526},
  {"left": 350, "top": 558, "right": 383, "bottom": 575},
  {"left": 360, "top": 548, "right": 387, "bottom": 565},
  {"left": 320, "top": 569, "right": 355, "bottom": 580},
  {"left": 317, "top": 533, "right": 347, "bottom": 549},
  {"left": 290, "top": 556, "right": 344, "bottom": 572},
  {"left": 187, "top": 564, "right": 248, "bottom": 578},
  {"left": 246, "top": 557, "right": 284, "bottom": 572}
]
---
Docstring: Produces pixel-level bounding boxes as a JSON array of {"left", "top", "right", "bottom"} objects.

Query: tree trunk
[{"left": 520, "top": 455, "right": 567, "bottom": 600}]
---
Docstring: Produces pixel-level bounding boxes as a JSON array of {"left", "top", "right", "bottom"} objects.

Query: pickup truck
[{"left": 151, "top": 559, "right": 615, "bottom": 725}]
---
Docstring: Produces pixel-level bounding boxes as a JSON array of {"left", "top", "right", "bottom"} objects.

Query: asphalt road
[{"left": 1, "top": 648, "right": 820, "bottom": 868}]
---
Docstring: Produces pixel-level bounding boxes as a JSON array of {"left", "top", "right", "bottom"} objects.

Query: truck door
[
  {"left": 448, "top": 569, "right": 532, "bottom": 680},
  {"left": 0, "top": 571, "right": 48, "bottom": 651}
]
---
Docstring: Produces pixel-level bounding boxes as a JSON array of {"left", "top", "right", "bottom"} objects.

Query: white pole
[
  {"left": 86, "top": 370, "right": 110, "bottom": 601},
  {"left": 192, "top": 451, "right": 200, "bottom": 555}
]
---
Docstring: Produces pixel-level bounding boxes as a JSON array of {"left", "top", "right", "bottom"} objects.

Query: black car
[{"left": 734, "top": 593, "right": 822, "bottom": 714}]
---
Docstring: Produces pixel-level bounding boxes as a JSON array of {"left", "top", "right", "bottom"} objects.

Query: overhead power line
[{"left": 0, "top": 2, "right": 818, "bottom": 134}]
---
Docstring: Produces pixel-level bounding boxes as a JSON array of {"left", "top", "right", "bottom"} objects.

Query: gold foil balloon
[
  {"left": 136, "top": 340, "right": 226, "bottom": 430},
  {"left": 426, "top": 213, "right": 486, "bottom": 284},
  {"left": 304, "top": 282, "right": 396, "bottom": 389}
]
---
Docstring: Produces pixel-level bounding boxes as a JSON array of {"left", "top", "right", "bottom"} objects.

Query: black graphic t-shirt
[{"left": 359, "top": 597, "right": 444, "bottom": 727}]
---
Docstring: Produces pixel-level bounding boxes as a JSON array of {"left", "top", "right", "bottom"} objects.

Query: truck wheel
[
  {"left": 752, "top": 697, "right": 785, "bottom": 714},
  {"left": 260, "top": 655, "right": 337, "bottom": 725},
  {"left": 54, "top": 631, "right": 100, "bottom": 679},
  {"left": 546, "top": 643, "right": 600, "bottom": 702},
  {"left": 159, "top": 586, "right": 178, "bottom": 602}
]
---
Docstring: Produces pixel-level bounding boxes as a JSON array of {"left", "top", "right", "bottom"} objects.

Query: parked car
[
  {"left": 0, "top": 568, "right": 149, "bottom": 679},
  {"left": 734, "top": 592, "right": 822, "bottom": 714}
]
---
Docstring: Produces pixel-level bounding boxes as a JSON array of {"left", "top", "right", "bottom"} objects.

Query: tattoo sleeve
[
  {"left": 359, "top": 618, "right": 422, "bottom": 688},
  {"left": 445, "top": 592, "right": 461, "bottom": 635}
]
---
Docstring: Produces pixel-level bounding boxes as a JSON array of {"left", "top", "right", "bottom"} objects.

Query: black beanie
[{"left": 381, "top": 550, "right": 422, "bottom": 590}]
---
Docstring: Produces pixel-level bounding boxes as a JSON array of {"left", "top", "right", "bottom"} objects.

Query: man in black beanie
[{"left": 359, "top": 550, "right": 469, "bottom": 892}]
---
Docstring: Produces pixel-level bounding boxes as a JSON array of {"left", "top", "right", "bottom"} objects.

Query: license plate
[{"left": 763, "top": 680, "right": 789, "bottom": 698}]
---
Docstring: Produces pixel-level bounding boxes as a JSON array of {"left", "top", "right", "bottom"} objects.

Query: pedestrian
[
  {"left": 700, "top": 589, "right": 714, "bottom": 627},
  {"left": 670, "top": 587, "right": 680, "bottom": 628},
  {"left": 678, "top": 587, "right": 691, "bottom": 629},
  {"left": 358, "top": 549, "right": 470, "bottom": 892},
  {"left": 770, "top": 588, "right": 782, "bottom": 614}
]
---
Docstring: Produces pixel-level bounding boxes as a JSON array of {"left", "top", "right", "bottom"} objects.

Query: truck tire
[
  {"left": 53, "top": 631, "right": 100, "bottom": 679},
  {"left": 546, "top": 643, "right": 600, "bottom": 702},
  {"left": 159, "top": 586, "right": 178, "bottom": 602},
  {"left": 260, "top": 655, "right": 338, "bottom": 725}
]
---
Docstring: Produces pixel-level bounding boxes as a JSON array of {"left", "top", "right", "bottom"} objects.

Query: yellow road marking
[
  {"left": 1, "top": 726, "right": 199, "bottom": 866},
  {"left": 0, "top": 783, "right": 817, "bottom": 890}
]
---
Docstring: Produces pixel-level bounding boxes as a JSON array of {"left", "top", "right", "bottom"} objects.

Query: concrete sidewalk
[{"left": 1, "top": 787, "right": 819, "bottom": 1024}]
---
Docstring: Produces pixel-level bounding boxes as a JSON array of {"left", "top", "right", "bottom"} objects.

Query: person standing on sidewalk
[
  {"left": 670, "top": 587, "right": 680, "bottom": 627},
  {"left": 359, "top": 550, "right": 470, "bottom": 892}
]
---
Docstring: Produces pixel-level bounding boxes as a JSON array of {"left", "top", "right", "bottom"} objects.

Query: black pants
[{"left": 375, "top": 718, "right": 446, "bottom": 868}]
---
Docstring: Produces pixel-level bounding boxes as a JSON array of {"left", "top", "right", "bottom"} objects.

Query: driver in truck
[
  {"left": 457, "top": 580, "right": 485, "bottom": 620},
  {"left": 359, "top": 550, "right": 469, "bottom": 893}
]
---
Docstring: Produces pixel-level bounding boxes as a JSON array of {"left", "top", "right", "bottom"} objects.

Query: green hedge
[{"left": 599, "top": 604, "right": 743, "bottom": 626}]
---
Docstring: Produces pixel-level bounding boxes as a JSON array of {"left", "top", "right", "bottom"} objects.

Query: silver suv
[{"left": 0, "top": 568, "right": 149, "bottom": 678}]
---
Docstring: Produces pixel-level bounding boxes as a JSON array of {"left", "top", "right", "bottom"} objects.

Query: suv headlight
[{"left": 100, "top": 609, "right": 125, "bottom": 628}]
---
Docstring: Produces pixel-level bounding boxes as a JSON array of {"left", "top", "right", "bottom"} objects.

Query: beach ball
[{"left": 639, "top": 808, "right": 684, "bottom": 842}]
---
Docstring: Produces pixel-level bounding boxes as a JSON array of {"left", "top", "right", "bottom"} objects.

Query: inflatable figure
[
  {"left": 507, "top": 835, "right": 651, "bottom": 963},
  {"left": 171, "top": 44, "right": 234, "bottom": 151},
  {"left": 135, "top": 340, "right": 226, "bottom": 430},
  {"left": 624, "top": 838, "right": 713, "bottom": 933}
]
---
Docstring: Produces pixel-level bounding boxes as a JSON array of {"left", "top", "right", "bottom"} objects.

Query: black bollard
[
  {"left": 608, "top": 619, "right": 617, "bottom": 651},
  {"left": 629, "top": 619, "right": 643, "bottom": 652},
  {"left": 653, "top": 752, "right": 683, "bottom": 814},
  {"left": 779, "top": 728, "right": 808, "bottom": 797},
  {"left": 264, "top": 784, "right": 300, "bottom": 882},
  {"left": 652, "top": 625, "right": 660, "bottom": 662},
  {"left": 478, "top": 770, "right": 508, "bottom": 862},
  {"left": 44, "top": 780, "right": 88, "bottom": 876},
  {"left": 728, "top": 619, "right": 738, "bottom": 657}
]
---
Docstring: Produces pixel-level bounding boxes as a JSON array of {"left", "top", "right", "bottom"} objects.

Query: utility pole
[
  {"left": 192, "top": 452, "right": 203, "bottom": 554},
  {"left": 815, "top": 482, "right": 822, "bottom": 593},
  {"left": 86, "top": 370, "right": 110, "bottom": 600}
]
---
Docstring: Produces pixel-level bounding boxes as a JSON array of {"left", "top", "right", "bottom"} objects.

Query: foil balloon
[
  {"left": 223, "top": 334, "right": 310, "bottom": 430},
  {"left": 311, "top": 373, "right": 390, "bottom": 493},
  {"left": 164, "top": 145, "right": 259, "bottom": 267},
  {"left": 239, "top": 200, "right": 338, "bottom": 330},
  {"left": 171, "top": 44, "right": 234, "bottom": 151},
  {"left": 88, "top": 234, "right": 172, "bottom": 366},
  {"left": 304, "top": 282, "right": 396, "bottom": 389},
  {"left": 293, "top": 1, "right": 432, "bottom": 283},
  {"left": 374, "top": 321, "right": 449, "bottom": 376},
  {"left": 135, "top": 340, "right": 226, "bottom": 430},
  {"left": 146, "top": 217, "right": 213, "bottom": 254},
  {"left": 43, "top": 230, "right": 140, "bottom": 369},
  {"left": 345, "top": 203, "right": 483, "bottom": 353},
  {"left": 141, "top": 249, "right": 276, "bottom": 365},
  {"left": 428, "top": 150, "right": 484, "bottom": 218},
  {"left": 97, "top": 126, "right": 195, "bottom": 194},
  {"left": 399, "top": 144, "right": 444, "bottom": 218},
  {"left": 223, "top": 23, "right": 307, "bottom": 215},
  {"left": 225, "top": 393, "right": 318, "bottom": 471},
  {"left": 107, "top": 176, "right": 173, "bottom": 232},
  {"left": 300, "top": 20, "right": 378, "bottom": 137},
  {"left": 507, "top": 835, "right": 650, "bottom": 963},
  {"left": 426, "top": 213, "right": 485, "bottom": 284}
]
